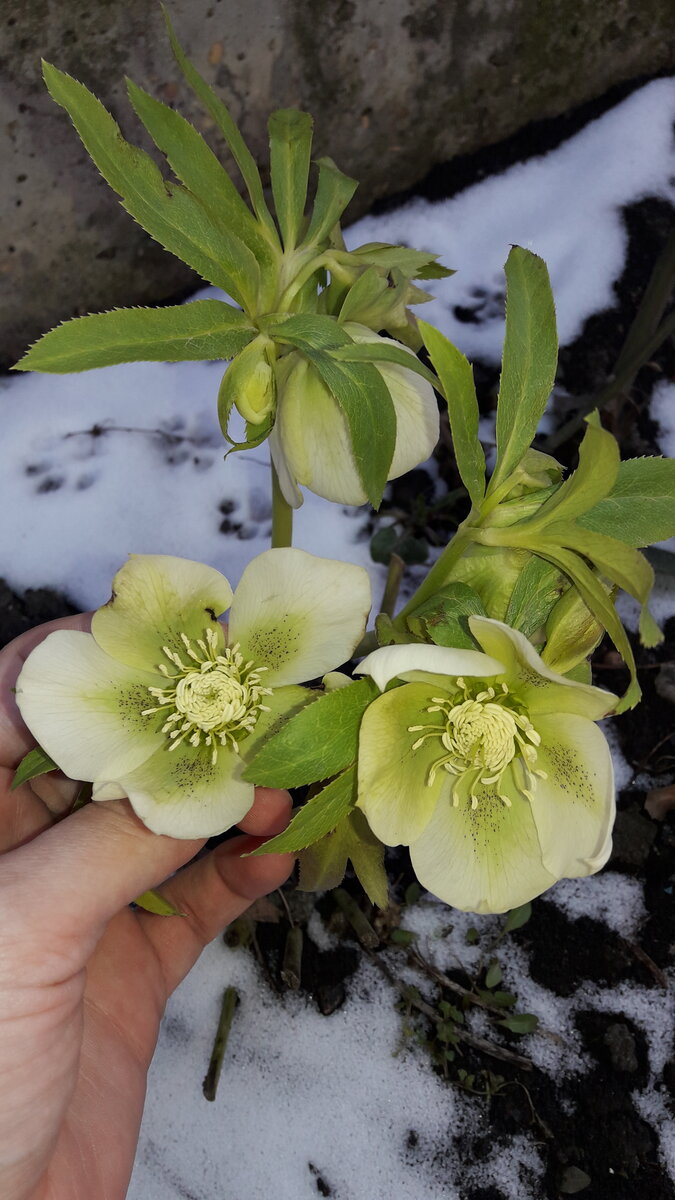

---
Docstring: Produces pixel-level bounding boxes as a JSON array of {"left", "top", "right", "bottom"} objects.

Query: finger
[
  {"left": 137, "top": 816, "right": 293, "bottom": 994},
  {"left": 0, "top": 613, "right": 92, "bottom": 766}
]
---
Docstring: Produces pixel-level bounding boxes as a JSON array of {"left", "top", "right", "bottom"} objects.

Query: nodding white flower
[
  {"left": 270, "top": 322, "right": 440, "bottom": 507},
  {"left": 355, "top": 617, "right": 617, "bottom": 914},
  {"left": 16, "top": 550, "right": 371, "bottom": 838}
]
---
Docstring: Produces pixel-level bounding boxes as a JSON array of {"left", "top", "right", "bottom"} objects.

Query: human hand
[{"left": 0, "top": 614, "right": 294, "bottom": 1200}]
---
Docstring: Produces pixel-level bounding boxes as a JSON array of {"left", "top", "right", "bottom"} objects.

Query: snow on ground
[{"left": 1, "top": 76, "right": 674, "bottom": 1200}]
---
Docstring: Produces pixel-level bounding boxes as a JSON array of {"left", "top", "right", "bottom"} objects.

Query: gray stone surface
[{"left": 1, "top": 0, "right": 674, "bottom": 366}]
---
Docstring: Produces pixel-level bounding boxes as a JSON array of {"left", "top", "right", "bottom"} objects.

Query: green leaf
[
  {"left": 350, "top": 242, "right": 453, "bottom": 280},
  {"left": 268, "top": 108, "right": 314, "bottom": 251},
  {"left": 329, "top": 338, "right": 440, "bottom": 391},
  {"left": 297, "top": 808, "right": 388, "bottom": 908},
  {"left": 243, "top": 678, "right": 377, "bottom": 788},
  {"left": 407, "top": 582, "right": 486, "bottom": 649},
  {"left": 542, "top": 582, "right": 607, "bottom": 675},
  {"left": 338, "top": 266, "right": 389, "bottom": 324},
  {"left": 503, "top": 901, "right": 532, "bottom": 932},
  {"left": 16, "top": 301, "right": 256, "bottom": 373},
  {"left": 544, "top": 525, "right": 654, "bottom": 607},
  {"left": 485, "top": 959, "right": 502, "bottom": 988},
  {"left": 11, "top": 746, "right": 58, "bottom": 790},
  {"left": 303, "top": 156, "right": 358, "bottom": 247},
  {"left": 526, "top": 419, "right": 619, "bottom": 529},
  {"left": 126, "top": 79, "right": 275, "bottom": 273},
  {"left": 42, "top": 62, "right": 259, "bottom": 310},
  {"left": 578, "top": 457, "right": 675, "bottom": 546},
  {"left": 491, "top": 246, "right": 558, "bottom": 493},
  {"left": 261, "top": 312, "right": 350, "bottom": 352},
  {"left": 133, "top": 888, "right": 185, "bottom": 916},
  {"left": 250, "top": 766, "right": 357, "bottom": 855},
  {"left": 216, "top": 338, "right": 275, "bottom": 451},
  {"left": 498, "top": 1012, "right": 539, "bottom": 1034},
  {"left": 503, "top": 555, "right": 564, "bottom": 638},
  {"left": 419, "top": 320, "right": 485, "bottom": 508},
  {"left": 162, "top": 6, "right": 278, "bottom": 242},
  {"left": 307, "top": 350, "right": 397, "bottom": 509}
]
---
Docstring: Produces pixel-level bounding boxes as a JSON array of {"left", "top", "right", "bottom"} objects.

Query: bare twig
[{"left": 202, "top": 986, "right": 239, "bottom": 1102}]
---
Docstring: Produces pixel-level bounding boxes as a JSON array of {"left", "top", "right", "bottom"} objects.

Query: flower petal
[
  {"left": 15, "top": 630, "right": 161, "bottom": 781},
  {"left": 357, "top": 683, "right": 448, "bottom": 845},
  {"left": 468, "top": 615, "right": 616, "bottom": 719},
  {"left": 277, "top": 357, "right": 368, "bottom": 505},
  {"left": 410, "top": 769, "right": 557, "bottom": 913},
  {"left": 269, "top": 421, "right": 304, "bottom": 509},
  {"left": 105, "top": 741, "right": 254, "bottom": 839},
  {"left": 356, "top": 643, "right": 505, "bottom": 693},
  {"left": 228, "top": 548, "right": 371, "bottom": 686},
  {"left": 92, "top": 554, "right": 233, "bottom": 671},
  {"left": 528, "top": 713, "right": 615, "bottom": 878}
]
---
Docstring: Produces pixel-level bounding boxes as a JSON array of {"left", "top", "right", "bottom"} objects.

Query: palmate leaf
[
  {"left": 250, "top": 765, "right": 357, "bottom": 855},
  {"left": 41, "top": 62, "right": 260, "bottom": 311},
  {"left": 15, "top": 301, "right": 256, "bottom": 373},
  {"left": 419, "top": 319, "right": 486, "bottom": 508},
  {"left": 302, "top": 156, "right": 358, "bottom": 247},
  {"left": 578, "top": 456, "right": 675, "bottom": 546},
  {"left": 268, "top": 109, "right": 314, "bottom": 251},
  {"left": 243, "top": 678, "right": 377, "bottom": 788},
  {"left": 162, "top": 6, "right": 278, "bottom": 242},
  {"left": 490, "top": 247, "right": 558, "bottom": 494},
  {"left": 350, "top": 242, "right": 453, "bottom": 280}
]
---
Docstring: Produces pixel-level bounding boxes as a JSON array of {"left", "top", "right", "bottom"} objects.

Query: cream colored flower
[
  {"left": 356, "top": 617, "right": 617, "bottom": 913},
  {"left": 16, "top": 550, "right": 371, "bottom": 838}
]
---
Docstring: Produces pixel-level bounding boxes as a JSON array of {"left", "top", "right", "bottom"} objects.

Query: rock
[
  {"left": 559, "top": 1165, "right": 592, "bottom": 1194},
  {"left": 611, "top": 806, "right": 658, "bottom": 868},
  {"left": 2, "top": 0, "right": 675, "bottom": 366},
  {"left": 603, "top": 1022, "right": 640, "bottom": 1073}
]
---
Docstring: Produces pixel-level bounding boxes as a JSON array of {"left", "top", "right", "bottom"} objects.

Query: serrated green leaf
[
  {"left": 407, "top": 582, "right": 486, "bottom": 649},
  {"left": 250, "top": 766, "right": 357, "bottom": 855},
  {"left": 419, "top": 319, "right": 486, "bottom": 508},
  {"left": 329, "top": 338, "right": 440, "bottom": 391},
  {"left": 351, "top": 242, "right": 452, "bottom": 280},
  {"left": 42, "top": 61, "right": 259, "bottom": 310},
  {"left": 303, "top": 156, "right": 358, "bottom": 247},
  {"left": 498, "top": 1012, "right": 539, "bottom": 1034},
  {"left": 134, "top": 888, "right": 185, "bottom": 916},
  {"left": 162, "top": 6, "right": 278, "bottom": 242},
  {"left": 297, "top": 808, "right": 388, "bottom": 908},
  {"left": 503, "top": 555, "right": 564, "bottom": 638},
  {"left": 578, "top": 457, "right": 675, "bottom": 546},
  {"left": 338, "top": 266, "right": 389, "bottom": 324},
  {"left": 11, "top": 746, "right": 58, "bottom": 790},
  {"left": 504, "top": 901, "right": 532, "bottom": 932},
  {"left": 261, "top": 312, "right": 350, "bottom": 351},
  {"left": 243, "top": 678, "right": 377, "bottom": 788},
  {"left": 306, "top": 349, "right": 397, "bottom": 509},
  {"left": 526, "top": 419, "right": 619, "bottom": 529},
  {"left": 490, "top": 246, "right": 558, "bottom": 493},
  {"left": 126, "top": 78, "right": 275, "bottom": 275},
  {"left": 544, "top": 525, "right": 654, "bottom": 608},
  {"left": 16, "top": 301, "right": 256, "bottom": 373},
  {"left": 268, "top": 108, "right": 313, "bottom": 251}
]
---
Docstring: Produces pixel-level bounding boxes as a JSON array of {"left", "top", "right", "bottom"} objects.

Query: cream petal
[
  {"left": 269, "top": 421, "right": 304, "bottom": 509},
  {"left": 468, "top": 615, "right": 617, "bottom": 719},
  {"left": 357, "top": 683, "right": 448, "bottom": 845},
  {"left": 105, "top": 740, "right": 254, "bottom": 839},
  {"left": 410, "top": 769, "right": 557, "bottom": 914},
  {"left": 92, "top": 554, "right": 233, "bottom": 671},
  {"left": 277, "top": 357, "right": 368, "bottom": 505},
  {"left": 528, "top": 713, "right": 615, "bottom": 879},
  {"left": 228, "top": 548, "right": 371, "bottom": 686},
  {"left": 15, "top": 630, "right": 161, "bottom": 782},
  {"left": 356, "top": 643, "right": 505, "bottom": 693}
]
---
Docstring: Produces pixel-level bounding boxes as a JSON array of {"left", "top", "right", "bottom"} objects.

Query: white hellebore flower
[
  {"left": 16, "top": 550, "right": 371, "bottom": 838},
  {"left": 270, "top": 322, "right": 439, "bottom": 507},
  {"left": 356, "top": 616, "right": 617, "bottom": 914}
]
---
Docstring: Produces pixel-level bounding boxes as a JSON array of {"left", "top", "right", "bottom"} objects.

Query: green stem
[
  {"left": 271, "top": 463, "right": 293, "bottom": 547},
  {"left": 394, "top": 523, "right": 476, "bottom": 625},
  {"left": 380, "top": 553, "right": 405, "bottom": 618}
]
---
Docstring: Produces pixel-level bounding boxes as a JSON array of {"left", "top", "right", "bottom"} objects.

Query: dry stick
[
  {"left": 202, "top": 986, "right": 239, "bottom": 1102},
  {"left": 281, "top": 926, "right": 304, "bottom": 990},
  {"left": 366, "top": 950, "right": 533, "bottom": 1071},
  {"left": 334, "top": 888, "right": 379, "bottom": 948}
]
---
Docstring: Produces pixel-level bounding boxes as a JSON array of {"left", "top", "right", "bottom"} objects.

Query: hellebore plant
[
  {"left": 15, "top": 550, "right": 371, "bottom": 837},
  {"left": 10, "top": 11, "right": 675, "bottom": 918}
]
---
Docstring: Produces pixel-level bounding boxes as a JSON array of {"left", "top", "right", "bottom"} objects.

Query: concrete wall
[{"left": 1, "top": 0, "right": 673, "bottom": 366}]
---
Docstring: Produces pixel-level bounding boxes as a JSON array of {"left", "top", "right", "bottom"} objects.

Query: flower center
[
  {"left": 408, "top": 678, "right": 545, "bottom": 809},
  {"left": 142, "top": 628, "right": 272, "bottom": 763}
]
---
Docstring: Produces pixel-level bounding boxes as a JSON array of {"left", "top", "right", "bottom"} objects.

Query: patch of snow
[
  {"left": 633, "top": 1088, "right": 675, "bottom": 1180},
  {"left": 578, "top": 979, "right": 675, "bottom": 1077},
  {"left": 347, "top": 79, "right": 675, "bottom": 363},
  {"left": 548, "top": 871, "right": 646, "bottom": 939},
  {"left": 603, "top": 719, "right": 634, "bottom": 792},
  {"left": 652, "top": 380, "right": 675, "bottom": 459}
]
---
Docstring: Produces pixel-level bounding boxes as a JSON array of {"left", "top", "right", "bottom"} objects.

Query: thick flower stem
[
  {"left": 271, "top": 463, "right": 293, "bottom": 548},
  {"left": 393, "top": 523, "right": 476, "bottom": 628},
  {"left": 380, "top": 552, "right": 405, "bottom": 617}
]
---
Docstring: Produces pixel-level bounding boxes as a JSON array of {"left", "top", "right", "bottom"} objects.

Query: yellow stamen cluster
[
  {"left": 142, "top": 628, "right": 272, "bottom": 764},
  {"left": 408, "top": 678, "right": 546, "bottom": 809}
]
